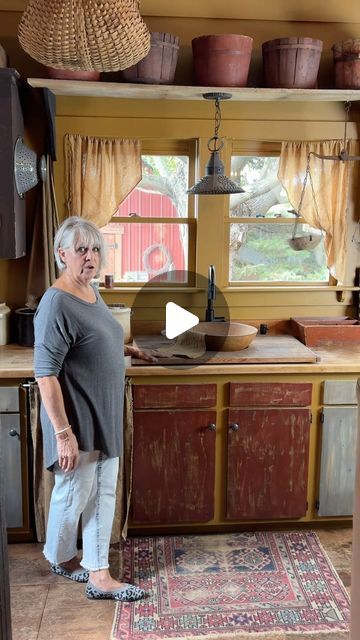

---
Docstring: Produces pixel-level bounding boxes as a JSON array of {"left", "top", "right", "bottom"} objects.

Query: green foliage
[
  {"left": 142, "top": 155, "right": 183, "bottom": 176},
  {"left": 230, "top": 225, "right": 328, "bottom": 282},
  {"left": 230, "top": 155, "right": 328, "bottom": 282}
]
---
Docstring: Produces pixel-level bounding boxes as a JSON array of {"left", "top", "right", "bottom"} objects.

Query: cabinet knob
[
  {"left": 229, "top": 423, "right": 239, "bottom": 432},
  {"left": 207, "top": 423, "right": 216, "bottom": 432},
  {"left": 9, "top": 429, "right": 20, "bottom": 440}
]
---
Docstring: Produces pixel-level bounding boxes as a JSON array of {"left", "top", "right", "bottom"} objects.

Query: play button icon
[
  {"left": 131, "top": 269, "right": 230, "bottom": 370},
  {"left": 165, "top": 302, "right": 199, "bottom": 339}
]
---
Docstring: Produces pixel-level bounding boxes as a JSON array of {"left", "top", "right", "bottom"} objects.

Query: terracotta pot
[
  {"left": 192, "top": 34, "right": 253, "bottom": 87},
  {"left": 46, "top": 67, "right": 100, "bottom": 81}
]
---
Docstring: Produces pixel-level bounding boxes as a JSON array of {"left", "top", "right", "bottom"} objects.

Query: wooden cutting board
[{"left": 132, "top": 334, "right": 317, "bottom": 365}]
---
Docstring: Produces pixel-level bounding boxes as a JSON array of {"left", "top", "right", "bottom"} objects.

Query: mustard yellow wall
[{"left": 0, "top": 5, "right": 359, "bottom": 318}]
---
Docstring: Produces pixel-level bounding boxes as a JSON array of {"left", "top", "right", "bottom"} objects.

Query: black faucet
[{"left": 205, "top": 265, "right": 225, "bottom": 322}]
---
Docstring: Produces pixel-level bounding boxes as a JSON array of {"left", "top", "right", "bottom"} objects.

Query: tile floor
[{"left": 8, "top": 526, "right": 352, "bottom": 640}]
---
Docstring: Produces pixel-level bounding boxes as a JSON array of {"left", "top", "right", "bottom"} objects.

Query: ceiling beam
[{"left": 1, "top": 0, "right": 360, "bottom": 24}]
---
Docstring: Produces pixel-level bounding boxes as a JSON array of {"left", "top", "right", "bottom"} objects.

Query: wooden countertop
[
  {"left": 0, "top": 345, "right": 35, "bottom": 378},
  {"left": 132, "top": 334, "right": 318, "bottom": 365},
  {"left": 0, "top": 341, "right": 360, "bottom": 378}
]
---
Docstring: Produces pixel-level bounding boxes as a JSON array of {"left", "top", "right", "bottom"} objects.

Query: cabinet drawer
[
  {"left": 229, "top": 382, "right": 312, "bottom": 407},
  {"left": 0, "top": 386, "right": 19, "bottom": 412},
  {"left": 323, "top": 380, "right": 357, "bottom": 405},
  {"left": 133, "top": 384, "right": 217, "bottom": 409}
]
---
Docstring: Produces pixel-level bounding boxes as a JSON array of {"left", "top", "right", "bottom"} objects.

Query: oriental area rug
[{"left": 111, "top": 531, "right": 350, "bottom": 640}]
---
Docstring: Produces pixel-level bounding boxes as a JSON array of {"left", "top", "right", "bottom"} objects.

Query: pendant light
[{"left": 187, "top": 92, "right": 245, "bottom": 195}]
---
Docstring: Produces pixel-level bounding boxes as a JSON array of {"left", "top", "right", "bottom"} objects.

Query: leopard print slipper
[
  {"left": 51, "top": 564, "right": 89, "bottom": 583},
  {"left": 85, "top": 581, "right": 146, "bottom": 602}
]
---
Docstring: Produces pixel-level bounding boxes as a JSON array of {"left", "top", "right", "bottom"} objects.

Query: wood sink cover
[{"left": 132, "top": 334, "right": 317, "bottom": 365}]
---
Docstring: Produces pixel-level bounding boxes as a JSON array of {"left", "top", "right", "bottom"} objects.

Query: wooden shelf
[{"left": 27, "top": 79, "right": 360, "bottom": 102}]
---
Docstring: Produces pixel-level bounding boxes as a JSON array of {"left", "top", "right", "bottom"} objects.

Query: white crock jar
[
  {"left": 107, "top": 304, "right": 132, "bottom": 344},
  {"left": 0, "top": 302, "right": 10, "bottom": 345}
]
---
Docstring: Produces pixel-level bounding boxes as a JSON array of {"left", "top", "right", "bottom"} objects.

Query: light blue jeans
[{"left": 43, "top": 450, "right": 119, "bottom": 571}]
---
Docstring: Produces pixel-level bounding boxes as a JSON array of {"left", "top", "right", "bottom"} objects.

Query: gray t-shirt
[{"left": 34, "top": 286, "right": 124, "bottom": 470}]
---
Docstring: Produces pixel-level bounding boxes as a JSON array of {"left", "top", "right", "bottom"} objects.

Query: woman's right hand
[{"left": 56, "top": 431, "right": 80, "bottom": 472}]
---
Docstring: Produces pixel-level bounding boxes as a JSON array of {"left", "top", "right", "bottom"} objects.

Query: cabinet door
[
  {"left": 318, "top": 406, "right": 357, "bottom": 516},
  {"left": 226, "top": 408, "right": 310, "bottom": 520},
  {"left": 132, "top": 410, "right": 216, "bottom": 523},
  {"left": 0, "top": 413, "right": 23, "bottom": 528}
]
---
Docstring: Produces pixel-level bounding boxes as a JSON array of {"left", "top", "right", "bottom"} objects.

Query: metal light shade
[
  {"left": 187, "top": 92, "right": 245, "bottom": 196},
  {"left": 187, "top": 150, "right": 245, "bottom": 195}
]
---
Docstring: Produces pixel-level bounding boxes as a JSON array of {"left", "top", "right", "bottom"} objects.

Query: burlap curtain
[
  {"left": 65, "top": 134, "right": 142, "bottom": 227},
  {"left": 29, "top": 380, "right": 54, "bottom": 542},
  {"left": 29, "top": 378, "right": 134, "bottom": 544},
  {"left": 26, "top": 156, "right": 59, "bottom": 308},
  {"left": 278, "top": 140, "right": 360, "bottom": 285}
]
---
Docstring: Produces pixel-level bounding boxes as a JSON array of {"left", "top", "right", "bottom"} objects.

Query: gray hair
[{"left": 54, "top": 216, "right": 106, "bottom": 273}]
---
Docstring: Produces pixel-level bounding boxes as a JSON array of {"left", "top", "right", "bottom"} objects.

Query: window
[
  {"left": 228, "top": 145, "right": 329, "bottom": 284},
  {"left": 100, "top": 142, "right": 195, "bottom": 285}
]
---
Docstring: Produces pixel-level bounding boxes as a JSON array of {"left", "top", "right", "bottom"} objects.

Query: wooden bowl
[{"left": 191, "top": 322, "right": 257, "bottom": 351}]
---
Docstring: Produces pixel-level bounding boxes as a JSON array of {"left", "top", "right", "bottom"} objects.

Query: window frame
[
  {"left": 103, "top": 139, "right": 197, "bottom": 288},
  {"left": 226, "top": 141, "right": 330, "bottom": 287}
]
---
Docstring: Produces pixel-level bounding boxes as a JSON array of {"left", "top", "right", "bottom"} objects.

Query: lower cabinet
[
  {"left": 131, "top": 384, "right": 217, "bottom": 523},
  {"left": 0, "top": 384, "right": 32, "bottom": 541},
  {"left": 129, "top": 376, "right": 358, "bottom": 528},
  {"left": 226, "top": 382, "right": 312, "bottom": 520},
  {"left": 317, "top": 380, "right": 358, "bottom": 517}
]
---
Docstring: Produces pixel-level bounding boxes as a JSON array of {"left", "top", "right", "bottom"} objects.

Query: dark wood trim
[{"left": 0, "top": 434, "right": 12, "bottom": 640}]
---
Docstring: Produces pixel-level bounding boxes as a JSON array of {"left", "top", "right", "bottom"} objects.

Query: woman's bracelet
[{"left": 54, "top": 425, "right": 72, "bottom": 437}]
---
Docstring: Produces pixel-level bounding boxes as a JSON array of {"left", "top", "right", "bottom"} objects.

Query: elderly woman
[{"left": 34, "top": 216, "right": 153, "bottom": 602}]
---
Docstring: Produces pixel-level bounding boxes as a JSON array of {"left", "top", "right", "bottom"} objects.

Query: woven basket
[{"left": 18, "top": 0, "right": 151, "bottom": 72}]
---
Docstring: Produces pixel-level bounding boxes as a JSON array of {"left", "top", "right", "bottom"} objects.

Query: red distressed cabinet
[
  {"left": 226, "top": 382, "right": 312, "bottom": 521},
  {"left": 131, "top": 384, "right": 217, "bottom": 523}
]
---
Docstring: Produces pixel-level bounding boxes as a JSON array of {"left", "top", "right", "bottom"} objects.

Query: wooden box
[{"left": 290, "top": 316, "right": 360, "bottom": 346}]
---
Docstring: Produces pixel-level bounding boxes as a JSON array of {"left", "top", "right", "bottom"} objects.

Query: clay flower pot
[
  {"left": 46, "top": 67, "right": 100, "bottom": 81},
  {"left": 192, "top": 34, "right": 253, "bottom": 87}
]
